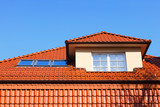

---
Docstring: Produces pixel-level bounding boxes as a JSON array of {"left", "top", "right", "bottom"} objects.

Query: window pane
[
  {"left": 110, "top": 55, "right": 116, "bottom": 61},
  {"left": 93, "top": 55, "right": 100, "bottom": 61},
  {"left": 110, "top": 62, "right": 117, "bottom": 67},
  {"left": 100, "top": 55, "right": 107, "bottom": 61},
  {"left": 117, "top": 67, "right": 125, "bottom": 71},
  {"left": 93, "top": 61, "right": 100, "bottom": 67},
  {"left": 117, "top": 55, "right": 124, "bottom": 61},
  {"left": 110, "top": 67, "right": 117, "bottom": 71},
  {"left": 93, "top": 53, "right": 126, "bottom": 72},
  {"left": 117, "top": 62, "right": 124, "bottom": 67},
  {"left": 93, "top": 67, "right": 100, "bottom": 71},
  {"left": 36, "top": 60, "right": 50, "bottom": 65},
  {"left": 53, "top": 60, "right": 67, "bottom": 66},
  {"left": 19, "top": 60, "right": 33, "bottom": 65},
  {"left": 100, "top": 68, "right": 108, "bottom": 71},
  {"left": 101, "top": 61, "right": 107, "bottom": 67}
]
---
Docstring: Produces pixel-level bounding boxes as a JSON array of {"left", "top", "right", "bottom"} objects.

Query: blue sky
[{"left": 0, "top": 0, "right": 160, "bottom": 61}]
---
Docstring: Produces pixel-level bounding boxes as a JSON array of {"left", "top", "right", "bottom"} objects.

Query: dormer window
[
  {"left": 66, "top": 31, "right": 149, "bottom": 72},
  {"left": 92, "top": 53, "right": 127, "bottom": 71}
]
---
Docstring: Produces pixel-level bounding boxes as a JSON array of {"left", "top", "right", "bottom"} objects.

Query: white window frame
[{"left": 92, "top": 53, "right": 127, "bottom": 72}]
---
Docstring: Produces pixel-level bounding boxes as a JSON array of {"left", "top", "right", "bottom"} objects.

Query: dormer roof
[
  {"left": 65, "top": 31, "right": 151, "bottom": 61},
  {"left": 65, "top": 31, "right": 151, "bottom": 43}
]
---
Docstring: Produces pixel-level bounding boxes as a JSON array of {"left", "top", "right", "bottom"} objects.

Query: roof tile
[
  {"left": 0, "top": 87, "right": 159, "bottom": 105},
  {"left": 66, "top": 31, "right": 151, "bottom": 43},
  {"left": 0, "top": 44, "right": 159, "bottom": 81},
  {"left": 0, "top": 32, "right": 158, "bottom": 81}
]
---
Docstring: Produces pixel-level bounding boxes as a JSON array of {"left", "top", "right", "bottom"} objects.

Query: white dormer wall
[{"left": 75, "top": 47, "right": 143, "bottom": 71}]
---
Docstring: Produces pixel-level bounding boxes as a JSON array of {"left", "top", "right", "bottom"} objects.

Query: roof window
[
  {"left": 34, "top": 60, "right": 51, "bottom": 67},
  {"left": 17, "top": 59, "right": 34, "bottom": 66},
  {"left": 17, "top": 59, "right": 67, "bottom": 67},
  {"left": 52, "top": 60, "right": 67, "bottom": 67}
]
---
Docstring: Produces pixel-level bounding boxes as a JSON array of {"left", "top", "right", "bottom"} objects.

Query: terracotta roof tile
[
  {"left": 66, "top": 31, "right": 151, "bottom": 43},
  {"left": 0, "top": 45, "right": 159, "bottom": 81},
  {"left": 0, "top": 84, "right": 160, "bottom": 106},
  {"left": 0, "top": 32, "right": 157, "bottom": 81}
]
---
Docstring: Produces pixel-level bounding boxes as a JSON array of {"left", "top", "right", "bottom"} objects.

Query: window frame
[
  {"left": 34, "top": 59, "right": 51, "bottom": 67},
  {"left": 92, "top": 53, "right": 127, "bottom": 72},
  {"left": 17, "top": 59, "right": 35, "bottom": 67}
]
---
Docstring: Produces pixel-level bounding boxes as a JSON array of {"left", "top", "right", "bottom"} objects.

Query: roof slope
[
  {"left": 0, "top": 46, "right": 66, "bottom": 63},
  {"left": 66, "top": 31, "right": 151, "bottom": 43},
  {"left": 0, "top": 46, "right": 159, "bottom": 81}
]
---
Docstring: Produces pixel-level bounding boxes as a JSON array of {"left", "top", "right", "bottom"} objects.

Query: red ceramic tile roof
[
  {"left": 0, "top": 32, "right": 159, "bottom": 105},
  {"left": 0, "top": 84, "right": 160, "bottom": 106},
  {"left": 66, "top": 31, "right": 151, "bottom": 43},
  {"left": 0, "top": 45, "right": 159, "bottom": 81}
]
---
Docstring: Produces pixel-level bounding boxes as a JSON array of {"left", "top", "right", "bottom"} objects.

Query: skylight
[
  {"left": 52, "top": 60, "right": 67, "bottom": 67},
  {"left": 18, "top": 59, "right": 34, "bottom": 66},
  {"left": 34, "top": 60, "right": 51, "bottom": 67},
  {"left": 17, "top": 59, "right": 68, "bottom": 67}
]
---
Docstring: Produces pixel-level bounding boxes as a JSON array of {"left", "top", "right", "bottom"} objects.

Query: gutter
[{"left": 0, "top": 80, "right": 159, "bottom": 84}]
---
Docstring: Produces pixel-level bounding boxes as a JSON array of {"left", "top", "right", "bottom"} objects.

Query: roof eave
[
  {"left": 142, "top": 40, "right": 151, "bottom": 59},
  {"left": 0, "top": 79, "right": 159, "bottom": 84},
  {"left": 65, "top": 41, "right": 151, "bottom": 60}
]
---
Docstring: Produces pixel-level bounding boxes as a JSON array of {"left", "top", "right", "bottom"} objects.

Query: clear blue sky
[{"left": 0, "top": 0, "right": 159, "bottom": 61}]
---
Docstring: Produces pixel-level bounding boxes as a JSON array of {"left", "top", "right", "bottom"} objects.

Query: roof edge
[
  {"left": 65, "top": 41, "right": 151, "bottom": 44},
  {"left": 142, "top": 40, "right": 151, "bottom": 59},
  {"left": 0, "top": 80, "right": 159, "bottom": 84}
]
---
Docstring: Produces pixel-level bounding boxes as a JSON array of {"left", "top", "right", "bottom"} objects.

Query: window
[
  {"left": 52, "top": 60, "right": 67, "bottom": 67},
  {"left": 34, "top": 60, "right": 51, "bottom": 67},
  {"left": 17, "top": 59, "right": 68, "bottom": 67},
  {"left": 93, "top": 53, "right": 127, "bottom": 72},
  {"left": 17, "top": 59, "right": 34, "bottom": 66}
]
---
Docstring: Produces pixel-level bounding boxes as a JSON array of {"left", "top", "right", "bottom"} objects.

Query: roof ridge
[
  {"left": 66, "top": 31, "right": 105, "bottom": 42},
  {"left": 0, "top": 46, "right": 66, "bottom": 63},
  {"left": 66, "top": 31, "right": 151, "bottom": 42}
]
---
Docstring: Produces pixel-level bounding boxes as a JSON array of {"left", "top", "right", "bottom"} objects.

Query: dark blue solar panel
[
  {"left": 53, "top": 60, "right": 67, "bottom": 66},
  {"left": 36, "top": 60, "right": 50, "bottom": 65},
  {"left": 19, "top": 60, "right": 33, "bottom": 65}
]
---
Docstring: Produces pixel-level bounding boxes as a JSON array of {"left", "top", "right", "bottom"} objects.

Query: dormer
[{"left": 65, "top": 31, "right": 151, "bottom": 71}]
